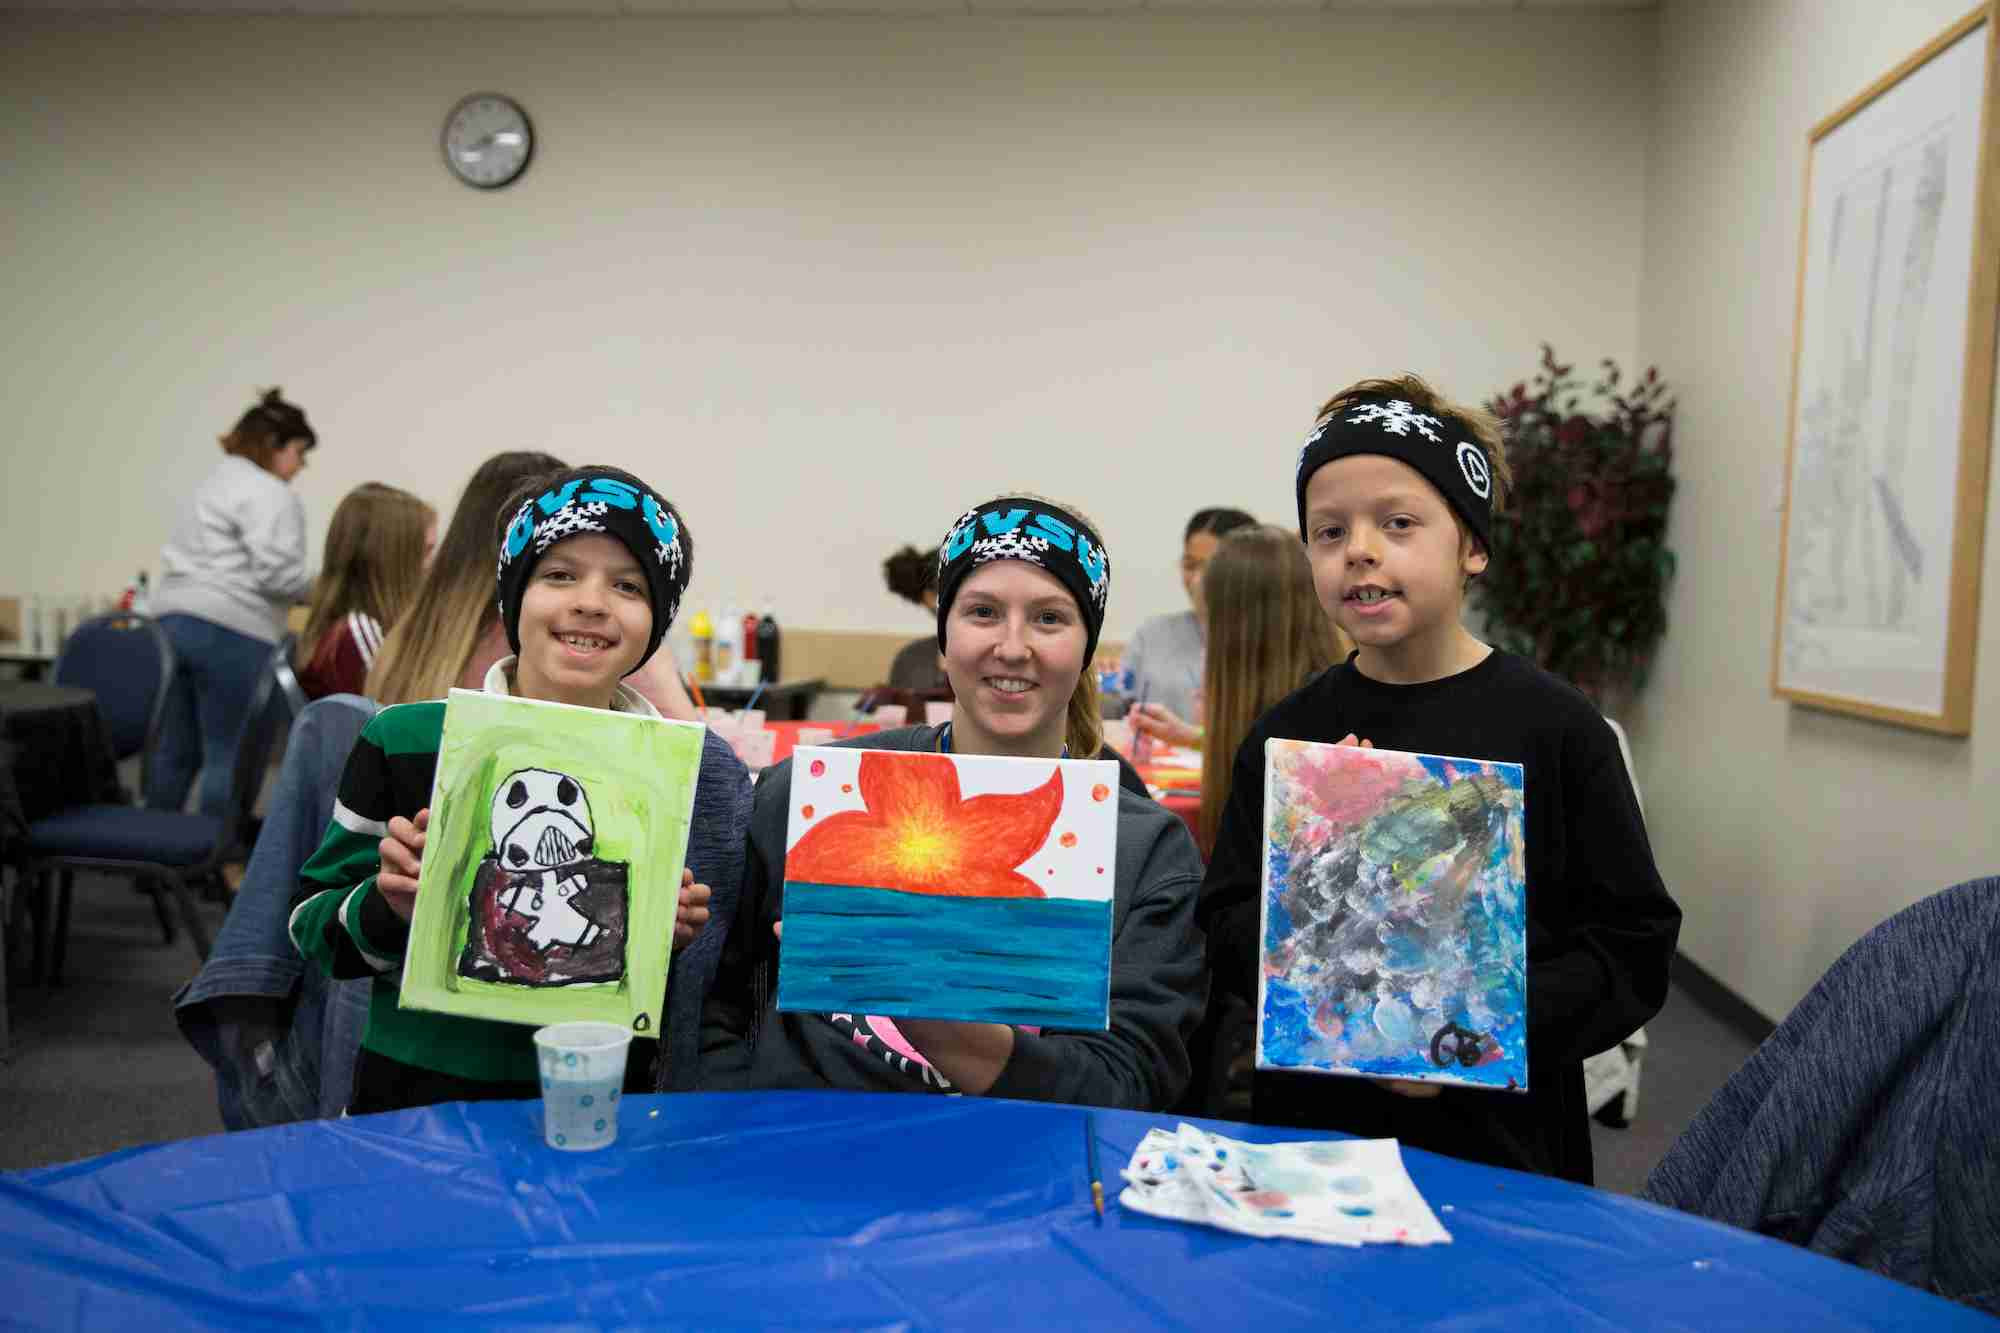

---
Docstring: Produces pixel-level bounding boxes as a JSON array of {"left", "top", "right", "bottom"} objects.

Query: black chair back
[{"left": 52, "top": 613, "right": 174, "bottom": 793}]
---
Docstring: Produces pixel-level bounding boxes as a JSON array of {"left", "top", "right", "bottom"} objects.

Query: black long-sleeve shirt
[{"left": 1199, "top": 650, "right": 1681, "bottom": 1183}]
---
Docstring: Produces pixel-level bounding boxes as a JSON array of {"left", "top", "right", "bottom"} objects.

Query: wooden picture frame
[{"left": 1773, "top": 5, "right": 2000, "bottom": 734}]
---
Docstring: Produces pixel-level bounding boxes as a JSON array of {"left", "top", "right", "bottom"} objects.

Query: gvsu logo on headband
[
  {"left": 502, "top": 476, "right": 675, "bottom": 563},
  {"left": 942, "top": 506, "right": 1109, "bottom": 605},
  {"left": 942, "top": 508, "right": 1083, "bottom": 562},
  {"left": 1456, "top": 441, "right": 1492, "bottom": 500}
]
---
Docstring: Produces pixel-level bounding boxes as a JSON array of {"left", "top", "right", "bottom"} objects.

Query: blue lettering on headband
[
  {"left": 580, "top": 477, "right": 640, "bottom": 510},
  {"left": 980, "top": 509, "right": 1030, "bottom": 537},
  {"left": 942, "top": 520, "right": 978, "bottom": 563},
  {"left": 642, "top": 494, "right": 678, "bottom": 547},
  {"left": 1030, "top": 513, "right": 1075, "bottom": 551},
  {"left": 1077, "top": 536, "right": 1107, "bottom": 585},
  {"left": 503, "top": 507, "right": 536, "bottom": 560},
  {"left": 534, "top": 480, "right": 583, "bottom": 516}
]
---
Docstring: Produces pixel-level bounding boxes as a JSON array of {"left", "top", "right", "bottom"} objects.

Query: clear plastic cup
[
  {"left": 796, "top": 726, "right": 835, "bottom": 748},
  {"left": 870, "top": 704, "right": 907, "bottom": 727},
  {"left": 533, "top": 1021, "right": 633, "bottom": 1151},
  {"left": 925, "top": 700, "right": 955, "bottom": 725}
]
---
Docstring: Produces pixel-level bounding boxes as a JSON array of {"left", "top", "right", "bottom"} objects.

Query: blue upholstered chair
[
  {"left": 52, "top": 612, "right": 175, "bottom": 800},
  {"left": 27, "top": 637, "right": 294, "bottom": 981}
]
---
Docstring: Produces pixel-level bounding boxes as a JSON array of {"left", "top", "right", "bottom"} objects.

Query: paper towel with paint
[{"left": 1118, "top": 1124, "right": 1452, "bottom": 1247}]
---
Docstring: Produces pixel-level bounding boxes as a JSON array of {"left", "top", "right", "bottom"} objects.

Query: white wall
[
  {"left": 2, "top": 9, "right": 1654, "bottom": 640},
  {"left": 1635, "top": 0, "right": 2000, "bottom": 1020}
]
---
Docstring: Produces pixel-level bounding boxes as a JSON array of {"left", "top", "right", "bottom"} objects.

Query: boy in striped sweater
[{"left": 290, "top": 465, "right": 748, "bottom": 1113}]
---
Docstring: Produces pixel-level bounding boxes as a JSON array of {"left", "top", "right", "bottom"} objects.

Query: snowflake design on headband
[
  {"left": 1346, "top": 400, "right": 1443, "bottom": 442},
  {"left": 971, "top": 530, "right": 1054, "bottom": 566},
  {"left": 530, "top": 502, "right": 610, "bottom": 554},
  {"left": 1297, "top": 416, "right": 1335, "bottom": 475}
]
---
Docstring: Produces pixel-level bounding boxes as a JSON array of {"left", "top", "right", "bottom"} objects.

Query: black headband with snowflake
[
  {"left": 935, "top": 497, "right": 1112, "bottom": 663},
  {"left": 496, "top": 467, "right": 690, "bottom": 675},
  {"left": 1295, "top": 395, "right": 1495, "bottom": 551}
]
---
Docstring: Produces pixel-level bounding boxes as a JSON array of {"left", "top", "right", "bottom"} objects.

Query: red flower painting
[{"left": 788, "top": 751, "right": 1063, "bottom": 898}]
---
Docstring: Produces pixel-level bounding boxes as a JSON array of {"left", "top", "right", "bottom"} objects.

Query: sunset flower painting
[
  {"left": 777, "top": 748, "right": 1119, "bottom": 1029},
  {"left": 1258, "top": 739, "right": 1528, "bottom": 1092}
]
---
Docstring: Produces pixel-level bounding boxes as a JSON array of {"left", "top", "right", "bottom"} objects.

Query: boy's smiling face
[
  {"left": 514, "top": 534, "right": 653, "bottom": 709},
  {"left": 1303, "top": 454, "right": 1488, "bottom": 684}
]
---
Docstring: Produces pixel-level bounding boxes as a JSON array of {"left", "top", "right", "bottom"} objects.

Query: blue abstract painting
[{"left": 1257, "top": 739, "right": 1528, "bottom": 1092}]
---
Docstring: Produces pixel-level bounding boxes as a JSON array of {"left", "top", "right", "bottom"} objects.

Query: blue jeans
[
  {"left": 173, "top": 694, "right": 378, "bottom": 1126},
  {"left": 145, "top": 613, "right": 273, "bottom": 815}
]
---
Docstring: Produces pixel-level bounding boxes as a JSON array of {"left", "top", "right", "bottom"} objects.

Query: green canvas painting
[{"left": 399, "top": 689, "right": 706, "bottom": 1036}]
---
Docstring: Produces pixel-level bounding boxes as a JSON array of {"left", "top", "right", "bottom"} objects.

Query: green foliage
[{"left": 1472, "top": 346, "right": 1678, "bottom": 703}]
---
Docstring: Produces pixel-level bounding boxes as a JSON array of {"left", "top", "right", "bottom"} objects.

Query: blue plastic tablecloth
[{"left": 1, "top": 1091, "right": 1984, "bottom": 1330}]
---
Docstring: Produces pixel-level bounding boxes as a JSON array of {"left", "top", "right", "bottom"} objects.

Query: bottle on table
[
  {"left": 689, "top": 608, "right": 715, "bottom": 683},
  {"left": 756, "top": 603, "right": 781, "bottom": 684},
  {"left": 716, "top": 600, "right": 740, "bottom": 684},
  {"left": 740, "top": 607, "right": 761, "bottom": 682}
]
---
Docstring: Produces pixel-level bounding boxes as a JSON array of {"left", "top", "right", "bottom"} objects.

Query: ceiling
[{"left": 5, "top": 0, "right": 1655, "bottom": 17}]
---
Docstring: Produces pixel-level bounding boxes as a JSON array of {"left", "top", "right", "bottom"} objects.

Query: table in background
[
  {"left": 693, "top": 677, "right": 826, "bottom": 721},
  {"left": 0, "top": 1091, "right": 1979, "bottom": 1331},
  {"left": 0, "top": 683, "right": 122, "bottom": 830},
  {"left": 1131, "top": 744, "right": 1203, "bottom": 846},
  {"left": 762, "top": 718, "right": 881, "bottom": 768},
  {"left": 0, "top": 683, "right": 121, "bottom": 1051},
  {"left": 0, "top": 650, "right": 56, "bottom": 683}
]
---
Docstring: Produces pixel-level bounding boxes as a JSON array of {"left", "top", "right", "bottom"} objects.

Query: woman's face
[
  {"left": 270, "top": 438, "right": 311, "bottom": 482},
  {"left": 940, "top": 560, "right": 1087, "bottom": 758},
  {"left": 1181, "top": 531, "right": 1221, "bottom": 615}
]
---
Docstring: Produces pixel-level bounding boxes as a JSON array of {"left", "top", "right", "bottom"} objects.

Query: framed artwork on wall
[{"left": 1773, "top": 4, "right": 2000, "bottom": 734}]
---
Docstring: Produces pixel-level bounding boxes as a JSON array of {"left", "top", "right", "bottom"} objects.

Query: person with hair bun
[
  {"left": 881, "top": 543, "right": 948, "bottom": 691},
  {"left": 147, "top": 388, "right": 319, "bottom": 815}
]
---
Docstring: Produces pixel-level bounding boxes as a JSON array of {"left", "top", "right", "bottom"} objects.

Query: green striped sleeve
[{"left": 289, "top": 701, "right": 446, "bottom": 980}]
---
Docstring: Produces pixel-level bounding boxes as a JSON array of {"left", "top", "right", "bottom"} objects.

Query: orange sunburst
[{"left": 789, "top": 751, "right": 1063, "bottom": 898}]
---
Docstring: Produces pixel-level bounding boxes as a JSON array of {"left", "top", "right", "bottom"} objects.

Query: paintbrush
[{"left": 1085, "top": 1111, "right": 1105, "bottom": 1221}]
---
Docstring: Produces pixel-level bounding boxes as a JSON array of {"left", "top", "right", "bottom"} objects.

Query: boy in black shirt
[{"left": 1199, "top": 375, "right": 1680, "bottom": 1184}]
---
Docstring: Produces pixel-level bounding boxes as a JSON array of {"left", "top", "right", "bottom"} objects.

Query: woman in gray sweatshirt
[{"left": 145, "top": 389, "right": 317, "bottom": 815}]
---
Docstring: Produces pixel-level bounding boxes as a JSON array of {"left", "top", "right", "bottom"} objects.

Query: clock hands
[{"left": 456, "top": 129, "right": 525, "bottom": 163}]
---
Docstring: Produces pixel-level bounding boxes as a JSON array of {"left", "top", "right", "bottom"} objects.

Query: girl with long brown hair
[
  {"left": 363, "top": 452, "right": 563, "bottom": 705},
  {"left": 1130, "top": 525, "right": 1343, "bottom": 853},
  {"left": 295, "top": 484, "right": 437, "bottom": 700}
]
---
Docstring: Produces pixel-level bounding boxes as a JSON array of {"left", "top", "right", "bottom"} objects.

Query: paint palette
[
  {"left": 1257, "top": 738, "right": 1529, "bottom": 1091},
  {"left": 1117, "top": 1123, "right": 1452, "bottom": 1247}
]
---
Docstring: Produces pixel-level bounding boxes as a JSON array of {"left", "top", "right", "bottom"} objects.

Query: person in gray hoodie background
[{"left": 146, "top": 388, "right": 317, "bottom": 815}]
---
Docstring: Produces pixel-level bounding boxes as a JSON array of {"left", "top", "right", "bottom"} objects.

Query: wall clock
[{"left": 442, "top": 93, "right": 534, "bottom": 190}]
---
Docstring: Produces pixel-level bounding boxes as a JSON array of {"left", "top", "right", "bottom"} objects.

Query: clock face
[{"left": 442, "top": 93, "right": 533, "bottom": 190}]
